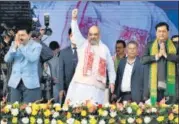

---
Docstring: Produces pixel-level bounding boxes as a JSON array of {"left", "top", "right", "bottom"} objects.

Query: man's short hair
[
  {"left": 155, "top": 22, "right": 169, "bottom": 31},
  {"left": 68, "top": 28, "right": 72, "bottom": 36},
  {"left": 116, "top": 40, "right": 126, "bottom": 48},
  {"left": 49, "top": 41, "right": 60, "bottom": 50},
  {"left": 127, "top": 40, "right": 138, "bottom": 47},
  {"left": 171, "top": 35, "right": 179, "bottom": 41},
  {"left": 16, "top": 26, "right": 31, "bottom": 34}
]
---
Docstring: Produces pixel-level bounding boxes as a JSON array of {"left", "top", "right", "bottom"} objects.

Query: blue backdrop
[
  {"left": 31, "top": 1, "right": 178, "bottom": 56},
  {"left": 151, "top": 1, "right": 178, "bottom": 28}
]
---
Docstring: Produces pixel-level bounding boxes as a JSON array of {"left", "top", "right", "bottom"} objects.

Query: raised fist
[{"left": 72, "top": 8, "right": 78, "bottom": 20}]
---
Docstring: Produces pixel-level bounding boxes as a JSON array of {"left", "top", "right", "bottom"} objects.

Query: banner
[{"left": 31, "top": 1, "right": 178, "bottom": 56}]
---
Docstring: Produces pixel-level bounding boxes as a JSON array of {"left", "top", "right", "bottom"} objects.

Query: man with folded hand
[
  {"left": 141, "top": 22, "right": 179, "bottom": 105},
  {"left": 4, "top": 27, "right": 42, "bottom": 103}
]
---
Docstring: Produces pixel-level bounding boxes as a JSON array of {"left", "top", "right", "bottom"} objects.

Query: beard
[{"left": 90, "top": 40, "right": 99, "bottom": 45}]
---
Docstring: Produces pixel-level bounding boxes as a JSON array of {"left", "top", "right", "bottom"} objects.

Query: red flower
[{"left": 98, "top": 104, "right": 103, "bottom": 109}]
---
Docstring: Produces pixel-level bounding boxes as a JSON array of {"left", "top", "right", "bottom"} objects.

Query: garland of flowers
[{"left": 0, "top": 100, "right": 178, "bottom": 124}]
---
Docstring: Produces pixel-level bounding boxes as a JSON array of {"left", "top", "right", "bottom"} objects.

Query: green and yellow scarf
[{"left": 150, "top": 39, "right": 176, "bottom": 105}]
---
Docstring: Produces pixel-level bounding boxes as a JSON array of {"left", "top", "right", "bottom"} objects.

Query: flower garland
[{"left": 0, "top": 100, "right": 178, "bottom": 124}]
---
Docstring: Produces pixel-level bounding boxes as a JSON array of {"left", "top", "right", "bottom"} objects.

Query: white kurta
[
  {"left": 65, "top": 20, "right": 116, "bottom": 105},
  {"left": 66, "top": 82, "right": 105, "bottom": 104}
]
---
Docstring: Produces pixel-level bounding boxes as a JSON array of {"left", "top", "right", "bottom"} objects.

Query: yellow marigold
[
  {"left": 120, "top": 119, "right": 126, "bottom": 124},
  {"left": 81, "top": 110, "right": 87, "bottom": 117},
  {"left": 173, "top": 106, "right": 179, "bottom": 114},
  {"left": 32, "top": 110, "right": 38, "bottom": 116},
  {"left": 67, "top": 112, "right": 72, "bottom": 119},
  {"left": 44, "top": 118, "right": 50, "bottom": 124},
  {"left": 160, "top": 103, "right": 168, "bottom": 108},
  {"left": 168, "top": 113, "right": 174, "bottom": 121},
  {"left": 131, "top": 102, "right": 138, "bottom": 111},
  {"left": 32, "top": 103, "right": 39, "bottom": 111},
  {"left": 157, "top": 116, "right": 164, "bottom": 122},
  {"left": 109, "top": 118, "right": 115, "bottom": 124},
  {"left": 40, "top": 104, "right": 49, "bottom": 110},
  {"left": 98, "top": 109, "right": 103, "bottom": 116},
  {"left": 4, "top": 106, "right": 10, "bottom": 113},
  {"left": 174, "top": 105, "right": 178, "bottom": 108},
  {"left": 131, "top": 102, "right": 137, "bottom": 106},
  {"left": 87, "top": 102, "right": 93, "bottom": 108},
  {"left": 12, "top": 117, "right": 18, "bottom": 124},
  {"left": 174, "top": 117, "right": 178, "bottom": 123},
  {"left": 136, "top": 109, "right": 142, "bottom": 116},
  {"left": 12, "top": 102, "right": 19, "bottom": 108},
  {"left": 44, "top": 109, "right": 51, "bottom": 117},
  {"left": 110, "top": 104, "right": 116, "bottom": 110},
  {"left": 136, "top": 118, "right": 143, "bottom": 124},
  {"left": 74, "top": 120, "right": 81, "bottom": 124},
  {"left": 62, "top": 104, "right": 69, "bottom": 110},
  {"left": 89, "top": 118, "right": 97, "bottom": 124},
  {"left": 55, "top": 106, "right": 61, "bottom": 111},
  {"left": 57, "top": 120, "right": 64, "bottom": 124},
  {"left": 30, "top": 116, "right": 36, "bottom": 124}
]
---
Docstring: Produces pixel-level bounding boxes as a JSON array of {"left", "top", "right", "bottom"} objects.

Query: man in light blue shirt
[{"left": 4, "top": 27, "right": 42, "bottom": 103}]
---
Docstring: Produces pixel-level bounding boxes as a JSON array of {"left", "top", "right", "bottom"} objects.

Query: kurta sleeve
[
  {"left": 4, "top": 42, "right": 17, "bottom": 63},
  {"left": 71, "top": 20, "right": 86, "bottom": 48}
]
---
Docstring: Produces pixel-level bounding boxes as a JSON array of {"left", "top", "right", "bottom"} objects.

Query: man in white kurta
[{"left": 65, "top": 9, "right": 116, "bottom": 105}]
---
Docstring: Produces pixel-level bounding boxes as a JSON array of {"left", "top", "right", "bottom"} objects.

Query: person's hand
[
  {"left": 52, "top": 77, "right": 59, "bottom": 83},
  {"left": 160, "top": 49, "right": 167, "bottom": 58},
  {"left": 3, "top": 36, "right": 11, "bottom": 44},
  {"left": 159, "top": 49, "right": 167, "bottom": 58},
  {"left": 43, "top": 63, "right": 48, "bottom": 72},
  {"left": 162, "top": 51, "right": 167, "bottom": 58},
  {"left": 159, "top": 42, "right": 167, "bottom": 58},
  {"left": 14, "top": 33, "right": 20, "bottom": 49},
  {"left": 59, "top": 90, "right": 65, "bottom": 99},
  {"left": 145, "top": 98, "right": 151, "bottom": 105},
  {"left": 155, "top": 53, "right": 162, "bottom": 60},
  {"left": 160, "top": 42, "right": 166, "bottom": 50},
  {"left": 159, "top": 51, "right": 163, "bottom": 58},
  {"left": 159, "top": 97, "right": 166, "bottom": 104},
  {"left": 72, "top": 8, "right": 78, "bottom": 20},
  {"left": 109, "top": 84, "right": 115, "bottom": 94}
]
